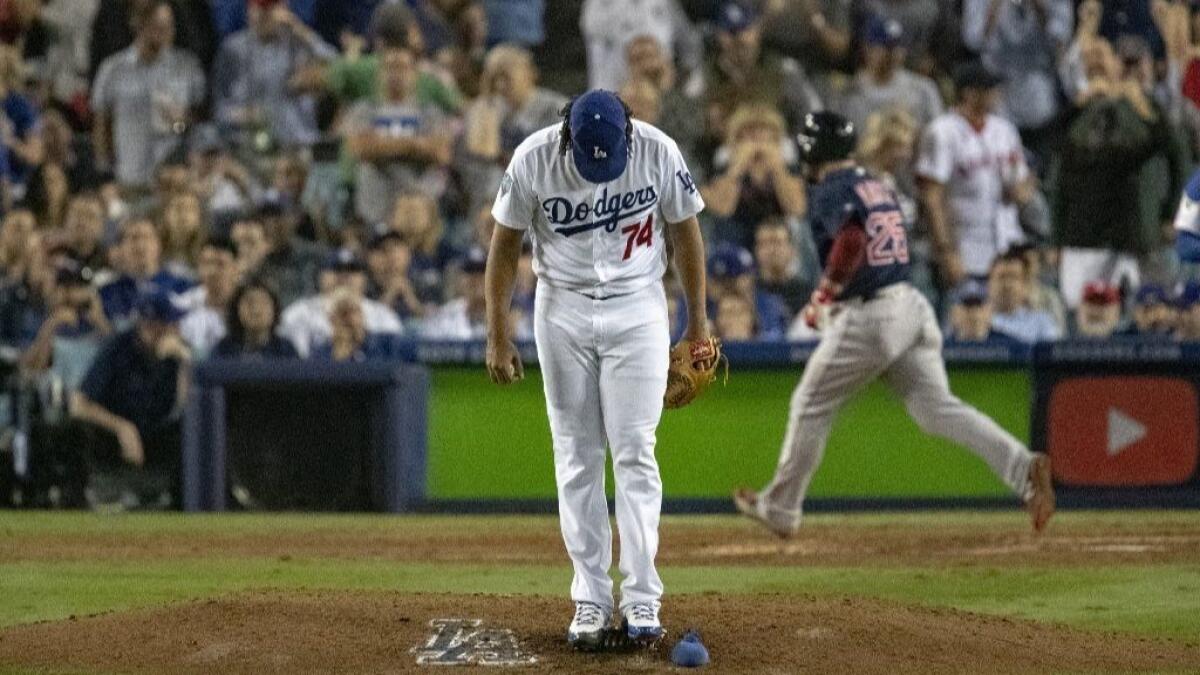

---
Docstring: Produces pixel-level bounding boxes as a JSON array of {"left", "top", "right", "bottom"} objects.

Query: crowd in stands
[{"left": 3, "top": 0, "right": 1200, "bottom": 505}]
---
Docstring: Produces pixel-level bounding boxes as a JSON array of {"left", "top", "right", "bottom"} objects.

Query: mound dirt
[{"left": 1, "top": 590, "right": 1197, "bottom": 674}]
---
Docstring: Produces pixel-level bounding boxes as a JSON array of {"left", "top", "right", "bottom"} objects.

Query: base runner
[
  {"left": 484, "top": 90, "right": 711, "bottom": 649},
  {"left": 734, "top": 111, "right": 1055, "bottom": 537}
]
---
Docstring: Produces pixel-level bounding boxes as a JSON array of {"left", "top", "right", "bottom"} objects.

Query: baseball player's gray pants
[
  {"left": 759, "top": 283, "right": 1035, "bottom": 531},
  {"left": 534, "top": 280, "right": 670, "bottom": 611}
]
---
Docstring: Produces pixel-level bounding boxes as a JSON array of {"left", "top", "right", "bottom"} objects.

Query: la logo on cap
[{"left": 593, "top": 146, "right": 607, "bottom": 159}]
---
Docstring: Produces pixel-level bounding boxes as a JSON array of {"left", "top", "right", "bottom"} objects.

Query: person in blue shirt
[
  {"left": 1118, "top": 284, "right": 1177, "bottom": 338},
  {"left": 388, "top": 193, "right": 461, "bottom": 305},
  {"left": 0, "top": 211, "right": 50, "bottom": 348},
  {"left": 211, "top": 0, "right": 337, "bottom": 150},
  {"left": 987, "top": 248, "right": 1062, "bottom": 344},
  {"left": 99, "top": 218, "right": 194, "bottom": 326},
  {"left": 1098, "top": 0, "right": 1165, "bottom": 60},
  {"left": 1175, "top": 281, "right": 1200, "bottom": 342},
  {"left": 943, "top": 279, "right": 1021, "bottom": 345},
  {"left": 20, "top": 259, "right": 111, "bottom": 372},
  {"left": 312, "top": 0, "right": 384, "bottom": 48},
  {"left": 210, "top": 0, "right": 316, "bottom": 38},
  {"left": 707, "top": 241, "right": 790, "bottom": 341},
  {"left": 69, "top": 289, "right": 193, "bottom": 507},
  {"left": 0, "top": 45, "right": 43, "bottom": 194},
  {"left": 483, "top": 0, "right": 543, "bottom": 47},
  {"left": 366, "top": 231, "right": 425, "bottom": 323}
]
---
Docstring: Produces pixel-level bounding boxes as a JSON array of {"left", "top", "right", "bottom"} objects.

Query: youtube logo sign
[{"left": 1046, "top": 377, "right": 1200, "bottom": 487}]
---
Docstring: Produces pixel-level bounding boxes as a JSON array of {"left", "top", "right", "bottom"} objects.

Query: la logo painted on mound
[
  {"left": 1047, "top": 376, "right": 1199, "bottom": 486},
  {"left": 412, "top": 619, "right": 537, "bottom": 665}
]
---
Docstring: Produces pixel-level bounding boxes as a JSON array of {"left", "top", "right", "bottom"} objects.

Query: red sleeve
[{"left": 824, "top": 218, "right": 867, "bottom": 286}]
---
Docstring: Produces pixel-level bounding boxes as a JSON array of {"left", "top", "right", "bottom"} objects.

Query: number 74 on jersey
[{"left": 622, "top": 214, "right": 654, "bottom": 260}]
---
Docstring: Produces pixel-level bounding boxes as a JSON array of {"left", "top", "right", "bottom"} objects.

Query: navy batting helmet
[{"left": 796, "top": 111, "right": 857, "bottom": 166}]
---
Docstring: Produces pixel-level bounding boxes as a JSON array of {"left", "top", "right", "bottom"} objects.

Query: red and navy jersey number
[{"left": 808, "top": 167, "right": 911, "bottom": 300}]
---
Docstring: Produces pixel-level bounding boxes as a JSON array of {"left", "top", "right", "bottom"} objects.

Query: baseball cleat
[
  {"left": 733, "top": 488, "right": 794, "bottom": 539},
  {"left": 566, "top": 601, "right": 610, "bottom": 650},
  {"left": 1025, "top": 453, "right": 1055, "bottom": 533},
  {"left": 622, "top": 601, "right": 663, "bottom": 643}
]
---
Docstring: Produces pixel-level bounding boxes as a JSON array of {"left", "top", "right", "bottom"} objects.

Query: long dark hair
[
  {"left": 557, "top": 95, "right": 635, "bottom": 157},
  {"left": 225, "top": 277, "right": 281, "bottom": 347}
]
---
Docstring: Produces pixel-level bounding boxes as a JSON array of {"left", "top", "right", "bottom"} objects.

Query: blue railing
[
  {"left": 377, "top": 337, "right": 1200, "bottom": 368},
  {"left": 387, "top": 338, "right": 1033, "bottom": 368}
]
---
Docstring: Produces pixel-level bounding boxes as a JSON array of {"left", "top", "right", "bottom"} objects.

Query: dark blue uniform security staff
[{"left": 733, "top": 111, "right": 1056, "bottom": 539}]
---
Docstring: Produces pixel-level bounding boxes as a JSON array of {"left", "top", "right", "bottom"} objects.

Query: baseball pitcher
[
  {"left": 484, "top": 90, "right": 711, "bottom": 649},
  {"left": 734, "top": 111, "right": 1055, "bottom": 538}
]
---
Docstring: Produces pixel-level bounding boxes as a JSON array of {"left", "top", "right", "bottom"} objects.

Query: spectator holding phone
[{"left": 21, "top": 259, "right": 109, "bottom": 372}]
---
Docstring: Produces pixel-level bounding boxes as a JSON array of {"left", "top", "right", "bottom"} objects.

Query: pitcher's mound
[{"left": 2, "top": 590, "right": 1197, "bottom": 674}]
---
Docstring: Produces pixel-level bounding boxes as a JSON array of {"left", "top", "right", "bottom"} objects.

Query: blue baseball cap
[
  {"left": 717, "top": 1, "right": 759, "bottom": 33},
  {"left": 953, "top": 279, "right": 989, "bottom": 306},
  {"left": 135, "top": 289, "right": 188, "bottom": 324},
  {"left": 1179, "top": 282, "right": 1200, "bottom": 308},
  {"left": 54, "top": 258, "right": 94, "bottom": 287},
  {"left": 708, "top": 242, "right": 755, "bottom": 278},
  {"left": 254, "top": 191, "right": 288, "bottom": 219},
  {"left": 953, "top": 61, "right": 1005, "bottom": 91},
  {"left": 1135, "top": 284, "right": 1170, "bottom": 306},
  {"left": 321, "top": 248, "right": 367, "bottom": 273},
  {"left": 863, "top": 15, "right": 904, "bottom": 48},
  {"left": 461, "top": 246, "right": 488, "bottom": 274},
  {"left": 569, "top": 90, "right": 629, "bottom": 184},
  {"left": 670, "top": 630, "right": 710, "bottom": 668}
]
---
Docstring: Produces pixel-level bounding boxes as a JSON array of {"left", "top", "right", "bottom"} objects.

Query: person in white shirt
[
  {"left": 420, "top": 247, "right": 489, "bottom": 340},
  {"left": 342, "top": 44, "right": 453, "bottom": 226},
  {"left": 962, "top": 0, "right": 1073, "bottom": 151},
  {"left": 987, "top": 248, "right": 1062, "bottom": 343},
  {"left": 484, "top": 90, "right": 710, "bottom": 648},
  {"left": 916, "top": 63, "right": 1041, "bottom": 288},
  {"left": 459, "top": 44, "right": 568, "bottom": 215},
  {"left": 279, "top": 249, "right": 403, "bottom": 357},
  {"left": 180, "top": 238, "right": 240, "bottom": 357},
  {"left": 580, "top": 0, "right": 700, "bottom": 91},
  {"left": 836, "top": 16, "right": 943, "bottom": 133}
]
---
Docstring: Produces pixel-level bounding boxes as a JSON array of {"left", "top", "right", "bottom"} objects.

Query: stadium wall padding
[{"left": 427, "top": 366, "right": 1028, "bottom": 500}]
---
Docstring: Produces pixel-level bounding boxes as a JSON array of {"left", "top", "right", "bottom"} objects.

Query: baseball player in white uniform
[
  {"left": 916, "top": 63, "right": 1040, "bottom": 288},
  {"left": 733, "top": 111, "right": 1055, "bottom": 539},
  {"left": 484, "top": 90, "right": 710, "bottom": 649}
]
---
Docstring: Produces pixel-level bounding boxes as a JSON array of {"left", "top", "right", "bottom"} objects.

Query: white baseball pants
[
  {"left": 758, "top": 283, "right": 1036, "bottom": 531},
  {"left": 534, "top": 281, "right": 669, "bottom": 611}
]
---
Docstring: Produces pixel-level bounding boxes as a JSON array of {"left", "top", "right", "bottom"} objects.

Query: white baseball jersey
[
  {"left": 915, "top": 111, "right": 1029, "bottom": 276},
  {"left": 581, "top": 0, "right": 679, "bottom": 91},
  {"left": 492, "top": 118, "right": 700, "bottom": 612},
  {"left": 492, "top": 120, "right": 704, "bottom": 298}
]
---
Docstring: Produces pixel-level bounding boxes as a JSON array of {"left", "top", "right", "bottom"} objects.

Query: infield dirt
[
  {"left": 3, "top": 514, "right": 1200, "bottom": 673},
  {"left": 2, "top": 589, "right": 1200, "bottom": 674},
  {"left": 4, "top": 512, "right": 1200, "bottom": 566}
]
